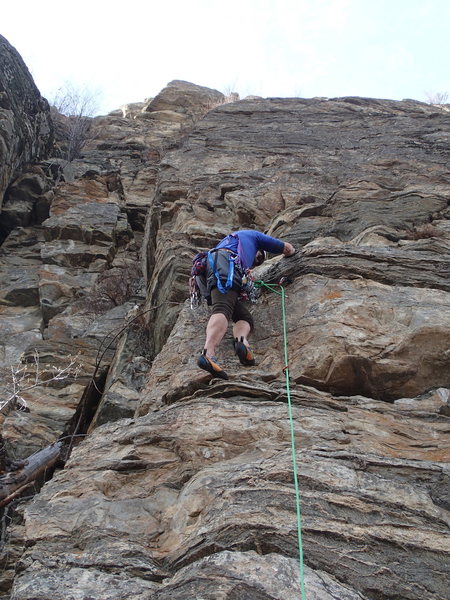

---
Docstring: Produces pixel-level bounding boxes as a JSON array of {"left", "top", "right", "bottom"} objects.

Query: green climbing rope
[{"left": 256, "top": 280, "right": 306, "bottom": 600}]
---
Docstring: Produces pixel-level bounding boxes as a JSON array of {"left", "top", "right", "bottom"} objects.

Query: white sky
[{"left": 2, "top": 0, "right": 449, "bottom": 115}]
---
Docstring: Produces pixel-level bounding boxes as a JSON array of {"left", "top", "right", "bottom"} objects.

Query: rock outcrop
[
  {"left": 0, "top": 36, "right": 53, "bottom": 217},
  {"left": 143, "top": 79, "right": 225, "bottom": 123},
  {"left": 0, "top": 46, "right": 449, "bottom": 600}
]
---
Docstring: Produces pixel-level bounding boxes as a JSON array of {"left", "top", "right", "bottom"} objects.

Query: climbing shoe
[
  {"left": 197, "top": 350, "right": 229, "bottom": 380},
  {"left": 234, "top": 336, "right": 256, "bottom": 366}
]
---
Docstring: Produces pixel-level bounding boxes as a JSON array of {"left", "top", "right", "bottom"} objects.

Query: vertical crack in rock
[{"left": 60, "top": 368, "right": 109, "bottom": 457}]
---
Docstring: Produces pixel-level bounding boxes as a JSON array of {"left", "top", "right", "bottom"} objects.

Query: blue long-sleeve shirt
[{"left": 214, "top": 230, "right": 285, "bottom": 270}]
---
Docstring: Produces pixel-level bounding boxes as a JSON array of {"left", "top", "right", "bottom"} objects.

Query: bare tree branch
[
  {"left": 50, "top": 83, "right": 101, "bottom": 161},
  {"left": 0, "top": 442, "right": 62, "bottom": 507},
  {"left": 425, "top": 91, "right": 449, "bottom": 105},
  {"left": 1, "top": 351, "right": 82, "bottom": 420}
]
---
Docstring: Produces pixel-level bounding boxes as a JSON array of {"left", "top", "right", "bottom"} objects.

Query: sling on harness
[{"left": 189, "top": 251, "right": 209, "bottom": 308}]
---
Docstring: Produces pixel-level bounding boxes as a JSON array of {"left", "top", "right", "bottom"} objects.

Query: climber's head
[{"left": 253, "top": 250, "right": 267, "bottom": 268}]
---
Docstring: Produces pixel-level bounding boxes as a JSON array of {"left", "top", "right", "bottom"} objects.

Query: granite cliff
[{"left": 0, "top": 34, "right": 449, "bottom": 599}]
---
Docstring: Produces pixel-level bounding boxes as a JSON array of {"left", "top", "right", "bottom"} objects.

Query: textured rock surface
[
  {"left": 0, "top": 62, "right": 449, "bottom": 600},
  {"left": 0, "top": 36, "right": 53, "bottom": 213},
  {"left": 141, "top": 96, "right": 450, "bottom": 356},
  {"left": 144, "top": 79, "right": 225, "bottom": 123},
  {"left": 12, "top": 389, "right": 449, "bottom": 599}
]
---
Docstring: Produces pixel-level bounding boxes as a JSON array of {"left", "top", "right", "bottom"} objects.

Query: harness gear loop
[{"left": 255, "top": 279, "right": 307, "bottom": 600}]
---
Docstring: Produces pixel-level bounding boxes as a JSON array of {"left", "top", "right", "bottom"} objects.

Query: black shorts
[{"left": 210, "top": 287, "right": 254, "bottom": 330}]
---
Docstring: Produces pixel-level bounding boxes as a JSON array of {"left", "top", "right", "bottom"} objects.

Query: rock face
[
  {"left": 144, "top": 79, "right": 224, "bottom": 122},
  {"left": 0, "top": 63, "right": 449, "bottom": 600},
  {"left": 0, "top": 36, "right": 53, "bottom": 215}
]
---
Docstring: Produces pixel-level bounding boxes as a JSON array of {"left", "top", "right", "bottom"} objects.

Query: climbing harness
[
  {"left": 256, "top": 279, "right": 307, "bottom": 600},
  {"left": 189, "top": 249, "right": 257, "bottom": 309}
]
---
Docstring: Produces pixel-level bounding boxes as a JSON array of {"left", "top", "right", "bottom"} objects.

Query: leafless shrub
[
  {"left": 204, "top": 88, "right": 240, "bottom": 113},
  {"left": 222, "top": 84, "right": 240, "bottom": 104},
  {"left": 52, "top": 82, "right": 100, "bottom": 117},
  {"left": 50, "top": 83, "right": 101, "bottom": 161},
  {"left": 0, "top": 352, "right": 81, "bottom": 474},
  {"left": 0, "top": 351, "right": 82, "bottom": 418},
  {"left": 405, "top": 223, "right": 445, "bottom": 240},
  {"left": 425, "top": 91, "right": 449, "bottom": 105},
  {"left": 77, "top": 262, "right": 143, "bottom": 315}
]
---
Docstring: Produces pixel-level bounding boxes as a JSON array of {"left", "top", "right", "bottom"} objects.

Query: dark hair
[{"left": 253, "top": 250, "right": 267, "bottom": 267}]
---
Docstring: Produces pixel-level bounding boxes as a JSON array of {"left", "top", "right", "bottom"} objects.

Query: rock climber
[{"left": 197, "top": 229, "right": 295, "bottom": 379}]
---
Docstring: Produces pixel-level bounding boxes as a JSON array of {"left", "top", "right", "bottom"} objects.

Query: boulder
[{"left": 144, "top": 79, "right": 224, "bottom": 121}]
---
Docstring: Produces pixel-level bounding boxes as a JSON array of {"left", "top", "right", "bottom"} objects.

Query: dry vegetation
[{"left": 404, "top": 223, "right": 445, "bottom": 240}]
